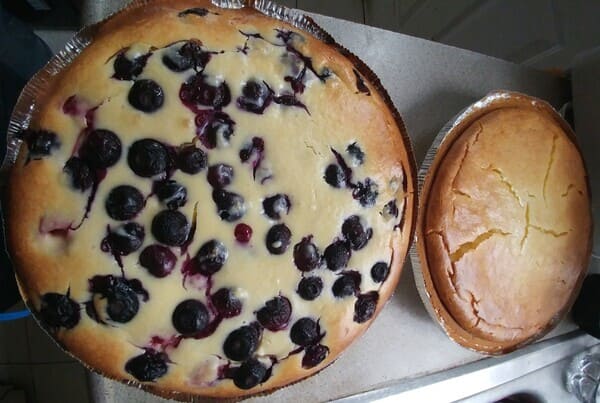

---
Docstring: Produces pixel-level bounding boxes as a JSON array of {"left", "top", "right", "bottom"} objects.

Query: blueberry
[
  {"left": 200, "top": 112, "right": 235, "bottom": 149},
  {"left": 105, "top": 185, "right": 144, "bottom": 221},
  {"left": 178, "top": 7, "right": 209, "bottom": 17},
  {"left": 290, "top": 317, "right": 320, "bottom": 346},
  {"left": 177, "top": 145, "right": 207, "bottom": 174},
  {"left": 332, "top": 271, "right": 361, "bottom": 298},
  {"left": 211, "top": 288, "right": 242, "bottom": 318},
  {"left": 194, "top": 240, "right": 228, "bottom": 276},
  {"left": 293, "top": 237, "right": 320, "bottom": 272},
  {"left": 324, "top": 164, "right": 346, "bottom": 188},
  {"left": 265, "top": 224, "right": 291, "bottom": 255},
  {"left": 63, "top": 157, "right": 93, "bottom": 191},
  {"left": 234, "top": 223, "right": 253, "bottom": 244},
  {"left": 180, "top": 73, "right": 231, "bottom": 109},
  {"left": 39, "top": 293, "right": 80, "bottom": 329},
  {"left": 128, "top": 139, "right": 170, "bottom": 178},
  {"left": 105, "top": 222, "right": 145, "bottom": 256},
  {"left": 256, "top": 296, "right": 291, "bottom": 331},
  {"left": 223, "top": 325, "right": 260, "bottom": 361},
  {"left": 207, "top": 164, "right": 234, "bottom": 188},
  {"left": 297, "top": 276, "right": 323, "bottom": 301},
  {"left": 154, "top": 180, "right": 187, "bottom": 209},
  {"left": 105, "top": 278, "right": 141, "bottom": 323},
  {"left": 19, "top": 129, "right": 60, "bottom": 158},
  {"left": 212, "top": 189, "right": 246, "bottom": 222},
  {"left": 151, "top": 210, "right": 190, "bottom": 246},
  {"left": 323, "top": 241, "right": 350, "bottom": 271},
  {"left": 139, "top": 244, "right": 177, "bottom": 278},
  {"left": 342, "top": 215, "right": 372, "bottom": 250},
  {"left": 162, "top": 41, "right": 210, "bottom": 72},
  {"left": 128, "top": 79, "right": 164, "bottom": 113},
  {"left": 113, "top": 52, "right": 149, "bottom": 80},
  {"left": 239, "top": 137, "right": 264, "bottom": 163},
  {"left": 125, "top": 350, "right": 168, "bottom": 382},
  {"left": 346, "top": 142, "right": 365, "bottom": 166},
  {"left": 352, "top": 178, "right": 379, "bottom": 207},
  {"left": 354, "top": 291, "right": 379, "bottom": 323},
  {"left": 172, "top": 299, "right": 209, "bottom": 336},
  {"left": 371, "top": 262, "right": 390, "bottom": 283},
  {"left": 262, "top": 194, "right": 291, "bottom": 220},
  {"left": 237, "top": 80, "right": 272, "bottom": 114},
  {"left": 302, "top": 344, "right": 329, "bottom": 369},
  {"left": 233, "top": 358, "right": 268, "bottom": 390},
  {"left": 382, "top": 200, "right": 399, "bottom": 219},
  {"left": 79, "top": 129, "right": 122, "bottom": 169}
]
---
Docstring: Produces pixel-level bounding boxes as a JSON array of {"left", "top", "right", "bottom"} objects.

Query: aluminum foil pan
[
  {"left": 409, "top": 90, "right": 593, "bottom": 356},
  {"left": 2, "top": 0, "right": 417, "bottom": 401}
]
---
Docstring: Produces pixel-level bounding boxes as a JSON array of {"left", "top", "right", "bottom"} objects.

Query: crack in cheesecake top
[{"left": 7, "top": 1, "right": 414, "bottom": 398}]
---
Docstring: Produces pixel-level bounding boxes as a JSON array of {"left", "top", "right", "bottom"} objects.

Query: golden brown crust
[
  {"left": 7, "top": 0, "right": 416, "bottom": 398},
  {"left": 416, "top": 92, "right": 592, "bottom": 354}
]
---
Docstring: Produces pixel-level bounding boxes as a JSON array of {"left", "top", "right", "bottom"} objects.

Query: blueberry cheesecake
[
  {"left": 416, "top": 92, "right": 592, "bottom": 354},
  {"left": 6, "top": 0, "right": 415, "bottom": 398}
]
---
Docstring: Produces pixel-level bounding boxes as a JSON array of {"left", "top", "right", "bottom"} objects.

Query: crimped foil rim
[
  {"left": 409, "top": 90, "right": 592, "bottom": 356},
  {"left": 3, "top": 0, "right": 417, "bottom": 401}
]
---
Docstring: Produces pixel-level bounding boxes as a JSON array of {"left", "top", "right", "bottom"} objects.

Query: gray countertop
[{"left": 78, "top": 10, "right": 596, "bottom": 403}]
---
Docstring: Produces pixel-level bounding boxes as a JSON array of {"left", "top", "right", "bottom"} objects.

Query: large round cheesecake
[
  {"left": 416, "top": 92, "right": 592, "bottom": 354},
  {"left": 6, "top": 0, "right": 415, "bottom": 398}
]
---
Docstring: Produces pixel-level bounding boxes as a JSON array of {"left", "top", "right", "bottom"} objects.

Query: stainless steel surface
[{"left": 37, "top": 3, "right": 596, "bottom": 402}]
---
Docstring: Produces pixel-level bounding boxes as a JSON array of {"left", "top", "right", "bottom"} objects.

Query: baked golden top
[
  {"left": 423, "top": 104, "right": 591, "bottom": 349},
  {"left": 6, "top": 0, "right": 414, "bottom": 398}
]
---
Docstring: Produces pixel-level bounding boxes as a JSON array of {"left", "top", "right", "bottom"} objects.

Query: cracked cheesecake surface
[
  {"left": 6, "top": 0, "right": 415, "bottom": 398},
  {"left": 421, "top": 98, "right": 591, "bottom": 352}
]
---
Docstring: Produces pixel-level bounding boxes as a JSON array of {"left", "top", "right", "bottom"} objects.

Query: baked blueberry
[
  {"left": 128, "top": 139, "right": 170, "bottom": 178},
  {"left": 178, "top": 7, "right": 209, "bottom": 17},
  {"left": 180, "top": 73, "right": 231, "bottom": 109},
  {"left": 324, "top": 164, "right": 346, "bottom": 188},
  {"left": 223, "top": 325, "right": 260, "bottom": 361},
  {"left": 265, "top": 224, "right": 291, "bottom": 255},
  {"left": 199, "top": 112, "right": 235, "bottom": 149},
  {"left": 177, "top": 145, "right": 207, "bottom": 174},
  {"left": 139, "top": 244, "right": 177, "bottom": 278},
  {"left": 332, "top": 271, "right": 361, "bottom": 298},
  {"left": 234, "top": 223, "right": 253, "bottom": 243},
  {"left": 64, "top": 157, "right": 93, "bottom": 191},
  {"left": 256, "top": 296, "right": 291, "bottom": 331},
  {"left": 113, "top": 51, "right": 149, "bottom": 80},
  {"left": 211, "top": 288, "right": 242, "bottom": 318},
  {"left": 297, "top": 276, "right": 323, "bottom": 301},
  {"left": 212, "top": 189, "right": 246, "bottom": 222},
  {"left": 162, "top": 41, "right": 210, "bottom": 72},
  {"left": 172, "top": 299, "right": 209, "bottom": 336},
  {"left": 194, "top": 240, "right": 228, "bottom": 276},
  {"left": 233, "top": 358, "right": 268, "bottom": 390},
  {"left": 128, "top": 79, "right": 164, "bottom": 113},
  {"left": 302, "top": 344, "right": 329, "bottom": 369},
  {"left": 104, "top": 278, "right": 142, "bottom": 323},
  {"left": 19, "top": 129, "right": 60, "bottom": 158},
  {"left": 39, "top": 292, "right": 80, "bottom": 329},
  {"left": 354, "top": 291, "right": 379, "bottom": 323},
  {"left": 290, "top": 317, "right": 320, "bottom": 346},
  {"left": 381, "top": 199, "right": 399, "bottom": 219},
  {"left": 293, "top": 237, "right": 320, "bottom": 272},
  {"left": 125, "top": 350, "right": 168, "bottom": 382},
  {"left": 262, "top": 194, "right": 290, "bottom": 220},
  {"left": 151, "top": 210, "right": 190, "bottom": 246},
  {"left": 352, "top": 178, "right": 379, "bottom": 207},
  {"left": 105, "top": 185, "right": 144, "bottom": 221},
  {"left": 154, "top": 180, "right": 187, "bottom": 209},
  {"left": 79, "top": 129, "right": 122, "bottom": 169},
  {"left": 207, "top": 164, "right": 234, "bottom": 188},
  {"left": 346, "top": 142, "right": 364, "bottom": 166},
  {"left": 237, "top": 80, "right": 272, "bottom": 114},
  {"left": 323, "top": 240, "right": 350, "bottom": 271},
  {"left": 371, "top": 262, "right": 390, "bottom": 283},
  {"left": 342, "top": 215, "right": 372, "bottom": 250},
  {"left": 104, "top": 222, "right": 145, "bottom": 255},
  {"left": 239, "top": 136, "right": 264, "bottom": 163}
]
